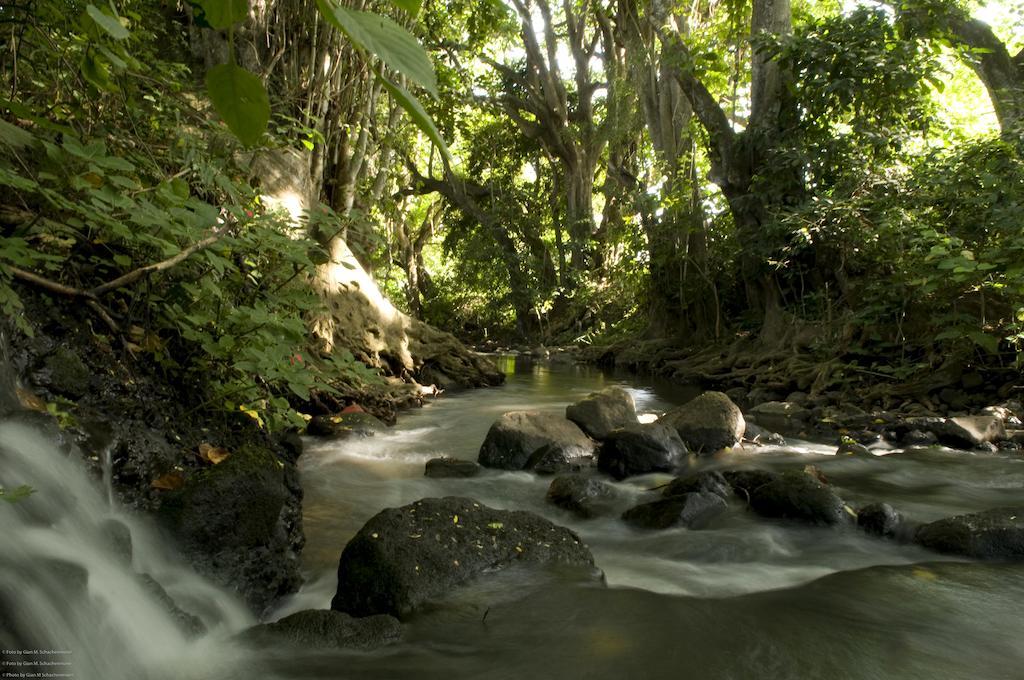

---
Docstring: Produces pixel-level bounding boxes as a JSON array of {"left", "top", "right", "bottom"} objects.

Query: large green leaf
[
  {"left": 0, "top": 120, "right": 35, "bottom": 149},
  {"left": 388, "top": 0, "right": 423, "bottom": 15},
  {"left": 206, "top": 63, "right": 269, "bottom": 146},
  {"left": 315, "top": 0, "right": 437, "bottom": 96},
  {"left": 197, "top": 0, "right": 249, "bottom": 30},
  {"left": 377, "top": 72, "right": 450, "bottom": 162},
  {"left": 86, "top": 4, "right": 130, "bottom": 40}
]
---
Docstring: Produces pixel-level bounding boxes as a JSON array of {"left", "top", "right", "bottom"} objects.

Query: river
[{"left": 2, "top": 356, "right": 1023, "bottom": 679}]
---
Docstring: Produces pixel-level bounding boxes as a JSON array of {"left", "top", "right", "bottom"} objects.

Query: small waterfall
[{"left": 0, "top": 419, "right": 255, "bottom": 680}]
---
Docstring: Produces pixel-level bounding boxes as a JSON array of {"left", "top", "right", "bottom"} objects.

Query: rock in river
[
  {"left": 478, "top": 411, "right": 595, "bottom": 470},
  {"left": 748, "top": 471, "right": 851, "bottom": 526},
  {"left": 622, "top": 492, "right": 727, "bottom": 530},
  {"left": 240, "top": 609, "right": 402, "bottom": 650},
  {"left": 662, "top": 391, "right": 745, "bottom": 454},
  {"left": 597, "top": 421, "right": 686, "bottom": 480},
  {"left": 546, "top": 475, "right": 618, "bottom": 519},
  {"left": 662, "top": 471, "right": 732, "bottom": 500},
  {"left": 565, "top": 387, "right": 637, "bottom": 440},
  {"left": 425, "top": 457, "right": 482, "bottom": 478},
  {"left": 331, "top": 497, "right": 598, "bottom": 619},
  {"left": 307, "top": 412, "right": 387, "bottom": 438},
  {"left": 914, "top": 507, "right": 1024, "bottom": 560}
]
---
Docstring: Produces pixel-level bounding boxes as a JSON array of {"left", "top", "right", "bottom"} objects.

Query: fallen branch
[
  {"left": 90, "top": 223, "right": 230, "bottom": 296},
  {"left": 8, "top": 222, "right": 232, "bottom": 333}
]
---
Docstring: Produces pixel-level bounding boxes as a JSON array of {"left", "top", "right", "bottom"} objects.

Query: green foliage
[
  {"left": 206, "top": 63, "right": 271, "bottom": 146},
  {"left": 0, "top": 0, "right": 382, "bottom": 431},
  {"left": 0, "top": 486, "right": 36, "bottom": 504}
]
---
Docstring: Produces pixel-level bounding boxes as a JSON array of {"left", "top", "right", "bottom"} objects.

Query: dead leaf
[
  {"left": 341, "top": 404, "right": 365, "bottom": 414},
  {"left": 803, "top": 464, "right": 828, "bottom": 485},
  {"left": 151, "top": 471, "right": 185, "bottom": 490},
  {"left": 16, "top": 387, "right": 47, "bottom": 412},
  {"left": 198, "top": 442, "right": 231, "bottom": 464}
]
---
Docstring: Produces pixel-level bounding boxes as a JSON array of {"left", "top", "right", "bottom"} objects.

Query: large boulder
[
  {"left": 621, "top": 492, "right": 727, "bottom": 530},
  {"left": 331, "top": 497, "right": 598, "bottom": 619},
  {"left": 158, "top": 445, "right": 285, "bottom": 553},
  {"left": 240, "top": 609, "right": 402, "bottom": 650},
  {"left": 748, "top": 471, "right": 850, "bottom": 526},
  {"left": 565, "top": 387, "right": 637, "bottom": 440},
  {"left": 662, "top": 392, "right": 745, "bottom": 454},
  {"left": 546, "top": 475, "right": 618, "bottom": 519},
  {"left": 597, "top": 422, "right": 686, "bottom": 480},
  {"left": 156, "top": 445, "right": 301, "bottom": 613},
  {"left": 914, "top": 507, "right": 1024, "bottom": 559},
  {"left": 478, "top": 411, "right": 594, "bottom": 470}
]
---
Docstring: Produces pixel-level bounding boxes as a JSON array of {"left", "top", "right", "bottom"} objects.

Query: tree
[{"left": 897, "top": 0, "right": 1023, "bottom": 139}]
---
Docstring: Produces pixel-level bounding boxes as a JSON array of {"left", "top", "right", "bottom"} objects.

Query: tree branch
[
  {"left": 90, "top": 223, "right": 231, "bottom": 296},
  {"left": 8, "top": 222, "right": 232, "bottom": 333}
]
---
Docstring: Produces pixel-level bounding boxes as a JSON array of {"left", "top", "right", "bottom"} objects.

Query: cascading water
[
  {"left": 0, "top": 420, "right": 253, "bottom": 680},
  {"left": 2, "top": 350, "right": 1024, "bottom": 680}
]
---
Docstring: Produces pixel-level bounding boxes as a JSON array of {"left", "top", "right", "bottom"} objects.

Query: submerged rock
[
  {"left": 748, "top": 471, "right": 850, "bottom": 526},
  {"left": 856, "top": 502, "right": 905, "bottom": 539},
  {"left": 662, "top": 391, "right": 745, "bottom": 454},
  {"left": 565, "top": 387, "right": 637, "bottom": 440},
  {"left": 914, "top": 507, "right": 1024, "bottom": 560},
  {"left": 425, "top": 457, "right": 482, "bottom": 478},
  {"left": 307, "top": 412, "right": 387, "bottom": 438},
  {"left": 622, "top": 492, "right": 727, "bottom": 530},
  {"left": 662, "top": 471, "right": 732, "bottom": 500},
  {"left": 546, "top": 475, "right": 617, "bottom": 518},
  {"left": 331, "top": 497, "right": 598, "bottom": 619},
  {"left": 478, "top": 411, "right": 595, "bottom": 470},
  {"left": 240, "top": 609, "right": 402, "bottom": 650},
  {"left": 137, "top": 574, "right": 206, "bottom": 638},
  {"left": 597, "top": 422, "right": 686, "bottom": 480}
]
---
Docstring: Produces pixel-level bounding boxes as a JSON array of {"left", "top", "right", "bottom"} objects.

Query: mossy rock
[
  {"left": 307, "top": 412, "right": 387, "bottom": 438},
  {"left": 158, "top": 444, "right": 285, "bottom": 552},
  {"left": 39, "top": 347, "right": 91, "bottom": 399}
]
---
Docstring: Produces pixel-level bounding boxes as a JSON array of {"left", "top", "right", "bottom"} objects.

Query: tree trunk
[{"left": 195, "top": 2, "right": 502, "bottom": 389}]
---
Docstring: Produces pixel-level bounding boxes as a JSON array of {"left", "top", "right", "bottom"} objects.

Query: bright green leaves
[
  {"left": 315, "top": 0, "right": 437, "bottom": 96},
  {"left": 378, "top": 73, "right": 451, "bottom": 163},
  {"left": 86, "top": 4, "right": 129, "bottom": 40},
  {"left": 193, "top": 1, "right": 269, "bottom": 145},
  {"left": 314, "top": 0, "right": 450, "bottom": 158},
  {"left": 195, "top": 0, "right": 449, "bottom": 154},
  {"left": 388, "top": 0, "right": 423, "bottom": 16},
  {"left": 0, "top": 486, "right": 36, "bottom": 504},
  {"left": 206, "top": 63, "right": 270, "bottom": 146},
  {"left": 195, "top": 0, "right": 249, "bottom": 30}
]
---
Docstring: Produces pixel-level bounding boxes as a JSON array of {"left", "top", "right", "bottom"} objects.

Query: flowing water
[{"left": 2, "top": 355, "right": 1024, "bottom": 680}]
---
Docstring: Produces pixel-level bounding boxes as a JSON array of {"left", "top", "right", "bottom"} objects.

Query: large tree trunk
[
  {"left": 659, "top": 0, "right": 802, "bottom": 324},
  {"left": 897, "top": 4, "right": 1024, "bottom": 138},
  {"left": 198, "top": 2, "right": 502, "bottom": 390}
]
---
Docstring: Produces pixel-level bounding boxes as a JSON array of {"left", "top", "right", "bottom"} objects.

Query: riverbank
[{"left": 2, "top": 293, "right": 501, "bottom": 618}]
